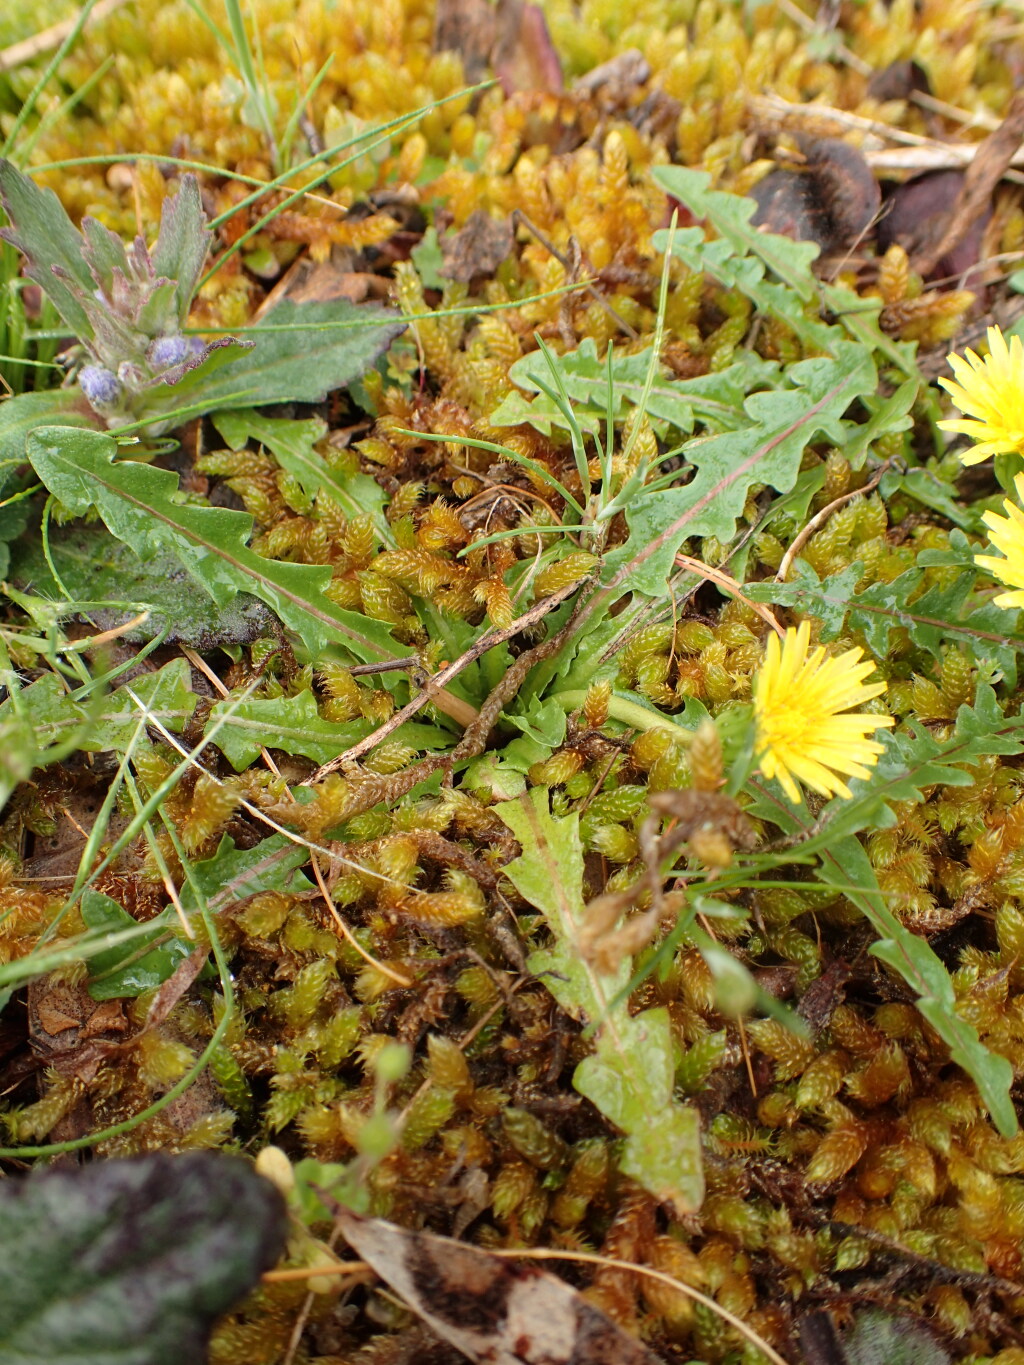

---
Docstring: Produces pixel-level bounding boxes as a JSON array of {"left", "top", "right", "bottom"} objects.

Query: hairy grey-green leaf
[
  {"left": 841, "top": 1310, "right": 951, "bottom": 1365},
  {"left": 150, "top": 175, "right": 213, "bottom": 325},
  {"left": 0, "top": 158, "right": 96, "bottom": 342},
  {"left": 195, "top": 298, "right": 406, "bottom": 409},
  {"left": 0, "top": 388, "right": 99, "bottom": 465}
]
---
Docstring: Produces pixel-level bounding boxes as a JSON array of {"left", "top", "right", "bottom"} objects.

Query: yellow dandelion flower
[
  {"left": 975, "top": 471, "right": 1024, "bottom": 609},
  {"left": 937, "top": 325, "right": 1024, "bottom": 465},
  {"left": 753, "top": 621, "right": 895, "bottom": 804}
]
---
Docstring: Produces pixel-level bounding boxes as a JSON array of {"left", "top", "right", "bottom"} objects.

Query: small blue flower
[{"left": 78, "top": 364, "right": 121, "bottom": 407}]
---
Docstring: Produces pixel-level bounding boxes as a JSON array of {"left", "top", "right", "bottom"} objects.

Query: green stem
[{"left": 549, "top": 689, "right": 694, "bottom": 740}]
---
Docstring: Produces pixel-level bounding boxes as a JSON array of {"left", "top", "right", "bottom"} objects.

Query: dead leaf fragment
[
  {"left": 281, "top": 262, "right": 388, "bottom": 306},
  {"left": 80, "top": 1000, "right": 128, "bottom": 1040},
  {"left": 493, "top": 0, "right": 563, "bottom": 95},
  {"left": 336, "top": 1210, "right": 667, "bottom": 1365},
  {"left": 433, "top": 0, "right": 497, "bottom": 83},
  {"left": 876, "top": 169, "right": 990, "bottom": 282},
  {"left": 34, "top": 996, "right": 79, "bottom": 1036},
  {"left": 750, "top": 138, "right": 880, "bottom": 255},
  {"left": 440, "top": 211, "right": 515, "bottom": 282},
  {"left": 912, "top": 90, "right": 1024, "bottom": 277}
]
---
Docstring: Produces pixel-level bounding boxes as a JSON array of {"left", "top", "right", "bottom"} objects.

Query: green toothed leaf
[{"left": 26, "top": 425, "right": 404, "bottom": 662}]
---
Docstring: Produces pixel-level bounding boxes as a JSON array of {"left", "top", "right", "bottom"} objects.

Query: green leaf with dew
[
  {"left": 82, "top": 889, "right": 194, "bottom": 1001},
  {"left": 10, "top": 519, "right": 274, "bottom": 648}
]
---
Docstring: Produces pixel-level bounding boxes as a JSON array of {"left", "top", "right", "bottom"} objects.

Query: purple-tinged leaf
[
  {"left": 151, "top": 174, "right": 213, "bottom": 326},
  {"left": 80, "top": 215, "right": 130, "bottom": 297},
  {"left": 0, "top": 158, "right": 95, "bottom": 343},
  {"left": 0, "top": 1153, "right": 287, "bottom": 1365}
]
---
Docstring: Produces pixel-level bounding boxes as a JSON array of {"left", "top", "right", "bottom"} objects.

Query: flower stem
[{"left": 549, "top": 689, "right": 694, "bottom": 740}]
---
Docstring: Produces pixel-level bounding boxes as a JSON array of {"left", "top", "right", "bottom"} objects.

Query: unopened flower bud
[
  {"left": 116, "top": 360, "right": 146, "bottom": 391},
  {"left": 78, "top": 364, "right": 121, "bottom": 408},
  {"left": 147, "top": 334, "right": 193, "bottom": 369}
]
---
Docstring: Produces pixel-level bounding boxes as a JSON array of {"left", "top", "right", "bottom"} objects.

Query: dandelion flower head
[
  {"left": 753, "top": 621, "right": 894, "bottom": 804},
  {"left": 975, "top": 471, "right": 1024, "bottom": 610},
  {"left": 938, "top": 326, "right": 1024, "bottom": 465}
]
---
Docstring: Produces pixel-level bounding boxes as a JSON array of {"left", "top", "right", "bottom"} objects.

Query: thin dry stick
[
  {"left": 750, "top": 90, "right": 1024, "bottom": 183},
  {"left": 180, "top": 644, "right": 284, "bottom": 780},
  {"left": 511, "top": 210, "right": 639, "bottom": 339},
  {"left": 281, "top": 1278, "right": 317, "bottom": 1365},
  {"left": 310, "top": 854, "right": 412, "bottom": 988},
  {"left": 737, "top": 1014, "right": 757, "bottom": 1099},
  {"left": 152, "top": 852, "right": 195, "bottom": 939},
  {"left": 910, "top": 89, "right": 1001, "bottom": 130},
  {"left": 674, "top": 553, "right": 784, "bottom": 638},
  {"left": 263, "top": 1260, "right": 371, "bottom": 1285},
  {"left": 775, "top": 462, "right": 891, "bottom": 583},
  {"left": 492, "top": 1249, "right": 790, "bottom": 1365},
  {"left": 348, "top": 656, "right": 419, "bottom": 676},
  {"left": 80, "top": 611, "right": 151, "bottom": 650},
  {"left": 749, "top": 90, "right": 967, "bottom": 153},
  {"left": 0, "top": 0, "right": 127, "bottom": 69},
  {"left": 307, "top": 578, "right": 586, "bottom": 781},
  {"left": 574, "top": 741, "right": 629, "bottom": 820}
]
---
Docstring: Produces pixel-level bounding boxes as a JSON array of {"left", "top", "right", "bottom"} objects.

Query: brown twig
[
  {"left": 914, "top": 91, "right": 1024, "bottom": 277},
  {"left": 346, "top": 656, "right": 421, "bottom": 676},
  {"left": 674, "top": 552, "right": 784, "bottom": 637},
  {"left": 775, "top": 461, "right": 892, "bottom": 583},
  {"left": 826, "top": 1220, "right": 1024, "bottom": 1301},
  {"left": 306, "top": 578, "right": 587, "bottom": 781},
  {"left": 511, "top": 209, "right": 640, "bottom": 339},
  {"left": 311, "top": 854, "right": 413, "bottom": 987}
]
